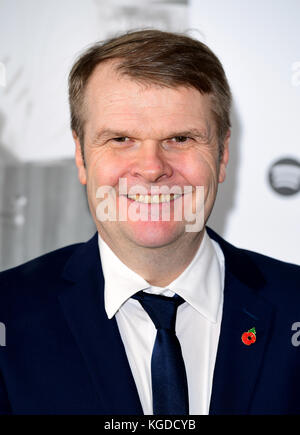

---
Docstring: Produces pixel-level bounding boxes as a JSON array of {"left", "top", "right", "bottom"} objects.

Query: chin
[{"left": 123, "top": 220, "right": 185, "bottom": 249}]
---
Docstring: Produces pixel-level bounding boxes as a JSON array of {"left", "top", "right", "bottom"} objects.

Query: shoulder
[
  {"left": 0, "top": 242, "right": 83, "bottom": 306},
  {"left": 207, "top": 226, "right": 300, "bottom": 274},
  {"left": 207, "top": 226, "right": 300, "bottom": 302},
  {"left": 237, "top": 246, "right": 300, "bottom": 303},
  {"left": 240, "top": 246, "right": 300, "bottom": 279},
  {"left": 0, "top": 242, "right": 82, "bottom": 280}
]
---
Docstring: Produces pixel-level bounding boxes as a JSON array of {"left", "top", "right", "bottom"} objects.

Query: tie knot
[{"left": 132, "top": 291, "right": 185, "bottom": 331}]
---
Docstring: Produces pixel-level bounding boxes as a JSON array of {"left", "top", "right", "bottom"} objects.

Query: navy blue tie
[{"left": 132, "top": 291, "right": 189, "bottom": 415}]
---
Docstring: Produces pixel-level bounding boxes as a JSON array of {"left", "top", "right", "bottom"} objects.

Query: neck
[{"left": 98, "top": 228, "right": 205, "bottom": 287}]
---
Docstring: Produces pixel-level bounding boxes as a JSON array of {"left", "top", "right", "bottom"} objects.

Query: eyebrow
[
  {"left": 92, "top": 127, "right": 211, "bottom": 143},
  {"left": 92, "top": 129, "right": 132, "bottom": 143}
]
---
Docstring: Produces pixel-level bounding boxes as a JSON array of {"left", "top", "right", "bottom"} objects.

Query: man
[{"left": 0, "top": 30, "right": 299, "bottom": 415}]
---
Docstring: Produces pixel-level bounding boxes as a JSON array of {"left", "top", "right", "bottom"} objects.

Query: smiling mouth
[{"left": 126, "top": 193, "right": 182, "bottom": 204}]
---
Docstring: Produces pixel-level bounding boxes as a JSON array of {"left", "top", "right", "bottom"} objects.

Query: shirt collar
[
  {"left": 167, "top": 231, "right": 224, "bottom": 323},
  {"left": 98, "top": 229, "right": 224, "bottom": 323},
  {"left": 98, "top": 235, "right": 150, "bottom": 319}
]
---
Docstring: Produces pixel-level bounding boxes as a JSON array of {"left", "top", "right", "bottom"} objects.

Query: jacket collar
[
  {"left": 207, "top": 227, "right": 274, "bottom": 414},
  {"left": 60, "top": 232, "right": 143, "bottom": 414}
]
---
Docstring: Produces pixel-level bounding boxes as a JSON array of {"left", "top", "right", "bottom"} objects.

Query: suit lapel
[
  {"left": 58, "top": 233, "right": 143, "bottom": 414},
  {"left": 207, "top": 227, "right": 275, "bottom": 414}
]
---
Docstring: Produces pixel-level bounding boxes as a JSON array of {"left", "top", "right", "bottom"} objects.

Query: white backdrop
[
  {"left": 0, "top": 0, "right": 188, "bottom": 161},
  {"left": 190, "top": 0, "right": 300, "bottom": 265},
  {"left": 0, "top": 0, "right": 299, "bottom": 265}
]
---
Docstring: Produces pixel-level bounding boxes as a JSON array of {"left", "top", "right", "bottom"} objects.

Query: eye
[
  {"left": 165, "top": 136, "right": 192, "bottom": 148},
  {"left": 162, "top": 135, "right": 193, "bottom": 150},
  {"left": 112, "top": 137, "right": 130, "bottom": 143},
  {"left": 110, "top": 136, "right": 134, "bottom": 148},
  {"left": 172, "top": 136, "right": 189, "bottom": 143}
]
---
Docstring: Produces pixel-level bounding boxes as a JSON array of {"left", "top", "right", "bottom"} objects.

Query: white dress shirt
[{"left": 98, "top": 229, "right": 225, "bottom": 415}]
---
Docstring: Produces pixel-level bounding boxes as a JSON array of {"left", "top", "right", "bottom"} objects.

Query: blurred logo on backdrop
[{"left": 268, "top": 157, "right": 300, "bottom": 196}]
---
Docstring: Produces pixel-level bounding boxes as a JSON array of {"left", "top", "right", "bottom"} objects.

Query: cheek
[
  {"left": 179, "top": 154, "right": 219, "bottom": 188},
  {"left": 86, "top": 152, "right": 128, "bottom": 189}
]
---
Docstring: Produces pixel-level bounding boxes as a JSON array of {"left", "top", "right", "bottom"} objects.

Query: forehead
[{"left": 84, "top": 61, "right": 214, "bottom": 133}]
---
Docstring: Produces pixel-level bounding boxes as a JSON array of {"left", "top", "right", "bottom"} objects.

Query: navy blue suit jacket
[{"left": 0, "top": 227, "right": 300, "bottom": 414}]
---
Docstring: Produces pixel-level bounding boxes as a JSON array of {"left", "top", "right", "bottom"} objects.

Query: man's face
[{"left": 74, "top": 61, "right": 229, "bottom": 252}]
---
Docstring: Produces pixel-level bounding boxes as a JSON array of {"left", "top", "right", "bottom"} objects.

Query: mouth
[{"left": 126, "top": 193, "right": 182, "bottom": 204}]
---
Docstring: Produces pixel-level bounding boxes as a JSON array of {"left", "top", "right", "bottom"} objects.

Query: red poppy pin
[{"left": 241, "top": 327, "right": 256, "bottom": 346}]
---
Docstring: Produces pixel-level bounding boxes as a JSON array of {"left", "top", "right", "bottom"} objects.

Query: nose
[{"left": 130, "top": 141, "right": 173, "bottom": 183}]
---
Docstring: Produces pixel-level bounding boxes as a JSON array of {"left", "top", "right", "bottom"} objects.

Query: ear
[
  {"left": 218, "top": 129, "right": 230, "bottom": 184},
  {"left": 73, "top": 131, "right": 87, "bottom": 185}
]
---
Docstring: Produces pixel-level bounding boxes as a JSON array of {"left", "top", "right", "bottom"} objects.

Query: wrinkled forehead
[{"left": 83, "top": 60, "right": 215, "bottom": 131}]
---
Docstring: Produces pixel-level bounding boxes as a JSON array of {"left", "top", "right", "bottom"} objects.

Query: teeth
[{"left": 127, "top": 193, "right": 182, "bottom": 203}]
